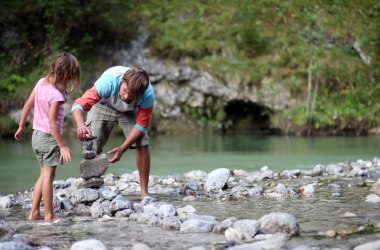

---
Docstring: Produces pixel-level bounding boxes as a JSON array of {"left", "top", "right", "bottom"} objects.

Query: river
[{"left": 1, "top": 134, "right": 380, "bottom": 194}]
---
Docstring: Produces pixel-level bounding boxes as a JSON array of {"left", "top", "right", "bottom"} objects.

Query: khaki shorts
[
  {"left": 32, "top": 130, "right": 61, "bottom": 167},
  {"left": 86, "top": 103, "right": 149, "bottom": 153}
]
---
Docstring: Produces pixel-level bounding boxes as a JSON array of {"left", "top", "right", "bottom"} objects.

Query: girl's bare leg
[
  {"left": 28, "top": 168, "right": 43, "bottom": 220},
  {"left": 41, "top": 166, "right": 57, "bottom": 221}
]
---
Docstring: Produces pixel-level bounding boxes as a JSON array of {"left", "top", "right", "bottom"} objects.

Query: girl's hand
[
  {"left": 59, "top": 146, "right": 73, "bottom": 164},
  {"left": 14, "top": 127, "right": 25, "bottom": 141}
]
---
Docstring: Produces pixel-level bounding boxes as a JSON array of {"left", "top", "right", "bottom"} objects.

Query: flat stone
[
  {"left": 83, "top": 150, "right": 97, "bottom": 159},
  {"left": 82, "top": 177, "right": 105, "bottom": 188},
  {"left": 80, "top": 153, "right": 109, "bottom": 179}
]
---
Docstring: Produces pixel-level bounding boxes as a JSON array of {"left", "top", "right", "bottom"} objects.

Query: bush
[{"left": 0, "top": 115, "right": 18, "bottom": 139}]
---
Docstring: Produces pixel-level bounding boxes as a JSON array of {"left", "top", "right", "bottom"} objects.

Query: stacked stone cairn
[{"left": 80, "top": 136, "right": 109, "bottom": 188}]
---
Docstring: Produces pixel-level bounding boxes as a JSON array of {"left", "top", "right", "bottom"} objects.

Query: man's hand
[
  {"left": 72, "top": 109, "right": 92, "bottom": 141},
  {"left": 77, "top": 123, "right": 92, "bottom": 141},
  {"left": 107, "top": 147, "right": 125, "bottom": 163},
  {"left": 107, "top": 127, "right": 142, "bottom": 163}
]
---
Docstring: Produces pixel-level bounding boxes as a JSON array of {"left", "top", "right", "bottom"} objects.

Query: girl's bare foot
[
  {"left": 28, "top": 213, "right": 42, "bottom": 220},
  {"left": 45, "top": 215, "right": 62, "bottom": 222}
]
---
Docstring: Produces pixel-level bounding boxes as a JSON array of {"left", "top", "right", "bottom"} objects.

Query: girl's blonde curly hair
[{"left": 46, "top": 53, "right": 80, "bottom": 92}]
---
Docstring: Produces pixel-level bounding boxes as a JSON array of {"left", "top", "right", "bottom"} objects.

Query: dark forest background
[{"left": 1, "top": 0, "right": 379, "bottom": 136}]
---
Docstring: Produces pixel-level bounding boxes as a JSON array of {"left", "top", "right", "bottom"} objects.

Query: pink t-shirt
[{"left": 33, "top": 78, "right": 65, "bottom": 134}]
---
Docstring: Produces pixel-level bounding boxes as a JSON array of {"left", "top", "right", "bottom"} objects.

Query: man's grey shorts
[
  {"left": 32, "top": 130, "right": 61, "bottom": 167},
  {"left": 86, "top": 103, "right": 149, "bottom": 153}
]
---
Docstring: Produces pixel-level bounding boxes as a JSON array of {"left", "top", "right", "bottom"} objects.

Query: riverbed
[{"left": 1, "top": 164, "right": 380, "bottom": 249}]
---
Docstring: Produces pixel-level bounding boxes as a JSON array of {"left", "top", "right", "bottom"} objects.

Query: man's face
[{"left": 120, "top": 82, "right": 133, "bottom": 102}]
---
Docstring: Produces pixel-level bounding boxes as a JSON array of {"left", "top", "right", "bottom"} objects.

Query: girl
[{"left": 14, "top": 53, "right": 80, "bottom": 221}]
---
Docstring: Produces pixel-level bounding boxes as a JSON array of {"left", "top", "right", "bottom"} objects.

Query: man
[{"left": 71, "top": 66, "right": 154, "bottom": 199}]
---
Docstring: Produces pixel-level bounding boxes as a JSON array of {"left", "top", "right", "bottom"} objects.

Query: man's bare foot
[
  {"left": 141, "top": 192, "right": 148, "bottom": 200},
  {"left": 28, "top": 213, "right": 42, "bottom": 220}
]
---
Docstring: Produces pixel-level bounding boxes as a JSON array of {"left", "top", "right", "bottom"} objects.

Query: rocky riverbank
[{"left": 1, "top": 158, "right": 380, "bottom": 250}]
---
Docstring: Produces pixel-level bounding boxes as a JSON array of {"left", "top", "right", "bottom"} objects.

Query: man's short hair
[{"left": 122, "top": 67, "right": 149, "bottom": 100}]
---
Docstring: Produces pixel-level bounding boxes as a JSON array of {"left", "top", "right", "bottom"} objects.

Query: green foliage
[
  {"left": 0, "top": 75, "right": 26, "bottom": 94},
  {"left": 38, "top": 0, "right": 138, "bottom": 55},
  {"left": 140, "top": 1, "right": 237, "bottom": 60},
  {"left": 271, "top": 104, "right": 307, "bottom": 134},
  {"left": 272, "top": 80, "right": 380, "bottom": 135},
  {"left": 181, "top": 96, "right": 232, "bottom": 131},
  {"left": 0, "top": 0, "right": 139, "bottom": 78},
  {"left": 0, "top": 69, "right": 44, "bottom": 100},
  {"left": 234, "top": 2, "right": 269, "bottom": 57},
  {"left": 0, "top": 115, "right": 18, "bottom": 138},
  {"left": 1, "top": 0, "right": 379, "bottom": 135}
]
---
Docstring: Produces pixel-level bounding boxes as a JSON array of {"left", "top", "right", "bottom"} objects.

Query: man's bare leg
[{"left": 136, "top": 146, "right": 150, "bottom": 199}]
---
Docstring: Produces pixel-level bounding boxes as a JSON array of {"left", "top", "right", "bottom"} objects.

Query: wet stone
[
  {"left": 83, "top": 150, "right": 97, "bottom": 160},
  {"left": 83, "top": 140, "right": 94, "bottom": 151},
  {"left": 80, "top": 154, "right": 109, "bottom": 179},
  {"left": 82, "top": 177, "right": 105, "bottom": 188},
  {"left": 0, "top": 241, "right": 36, "bottom": 250},
  {"left": 82, "top": 136, "right": 98, "bottom": 159},
  {"left": 5, "top": 156, "right": 380, "bottom": 249}
]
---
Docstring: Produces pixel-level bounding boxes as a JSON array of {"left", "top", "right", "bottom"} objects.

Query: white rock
[
  {"left": 225, "top": 227, "right": 244, "bottom": 241},
  {"left": 205, "top": 168, "right": 230, "bottom": 193},
  {"left": 299, "top": 184, "right": 315, "bottom": 196},
  {"left": 70, "top": 239, "right": 107, "bottom": 250},
  {"left": 354, "top": 239, "right": 380, "bottom": 250},
  {"left": 131, "top": 243, "right": 152, "bottom": 250},
  {"left": 0, "top": 196, "right": 11, "bottom": 208},
  {"left": 365, "top": 194, "right": 380, "bottom": 203}
]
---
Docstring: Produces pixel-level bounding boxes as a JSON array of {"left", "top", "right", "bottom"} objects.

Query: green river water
[{"left": 1, "top": 134, "right": 380, "bottom": 194}]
